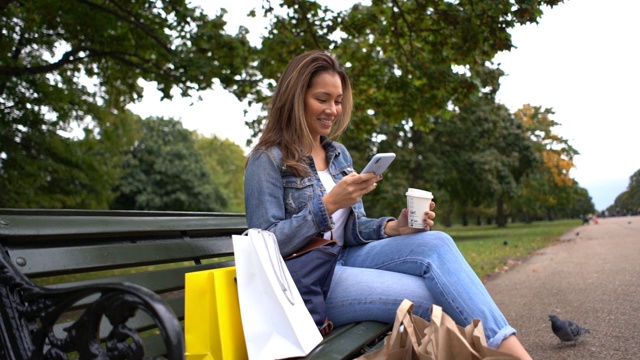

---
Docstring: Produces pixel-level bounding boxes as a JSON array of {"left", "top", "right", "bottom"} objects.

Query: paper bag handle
[
  {"left": 252, "top": 229, "right": 296, "bottom": 305},
  {"left": 384, "top": 299, "right": 423, "bottom": 354},
  {"left": 428, "top": 304, "right": 483, "bottom": 358}
]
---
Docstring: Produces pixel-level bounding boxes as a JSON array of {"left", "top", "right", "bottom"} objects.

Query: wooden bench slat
[
  {"left": 0, "top": 212, "right": 247, "bottom": 240},
  {"left": 48, "top": 261, "right": 234, "bottom": 293},
  {"left": 8, "top": 238, "right": 234, "bottom": 276}
]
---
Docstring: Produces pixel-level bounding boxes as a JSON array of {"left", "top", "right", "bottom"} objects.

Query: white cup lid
[{"left": 405, "top": 188, "right": 433, "bottom": 198}]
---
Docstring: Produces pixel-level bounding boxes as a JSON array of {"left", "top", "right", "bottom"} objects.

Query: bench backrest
[{"left": 0, "top": 208, "right": 247, "bottom": 359}]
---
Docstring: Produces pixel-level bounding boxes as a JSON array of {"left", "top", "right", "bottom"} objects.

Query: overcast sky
[{"left": 128, "top": 0, "right": 639, "bottom": 211}]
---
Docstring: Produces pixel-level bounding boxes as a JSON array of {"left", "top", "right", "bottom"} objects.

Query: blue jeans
[{"left": 325, "top": 230, "right": 516, "bottom": 349}]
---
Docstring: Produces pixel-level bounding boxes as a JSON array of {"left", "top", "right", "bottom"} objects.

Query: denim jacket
[{"left": 244, "top": 138, "right": 394, "bottom": 257}]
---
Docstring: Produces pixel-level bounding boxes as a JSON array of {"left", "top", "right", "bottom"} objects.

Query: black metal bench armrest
[{"left": 0, "top": 253, "right": 184, "bottom": 360}]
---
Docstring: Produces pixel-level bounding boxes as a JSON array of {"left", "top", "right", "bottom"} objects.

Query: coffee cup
[{"left": 405, "top": 188, "right": 433, "bottom": 229}]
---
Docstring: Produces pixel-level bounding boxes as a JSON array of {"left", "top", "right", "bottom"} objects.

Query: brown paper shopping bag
[
  {"left": 358, "top": 300, "right": 518, "bottom": 360},
  {"left": 357, "top": 299, "right": 430, "bottom": 360},
  {"left": 184, "top": 267, "right": 248, "bottom": 360},
  {"left": 419, "top": 304, "right": 519, "bottom": 360}
]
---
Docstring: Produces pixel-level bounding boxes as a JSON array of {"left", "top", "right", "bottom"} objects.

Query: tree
[
  {"left": 244, "top": 0, "right": 564, "bottom": 220},
  {"left": 1, "top": 0, "right": 254, "bottom": 208},
  {"left": 510, "top": 105, "right": 585, "bottom": 221},
  {"left": 611, "top": 169, "right": 640, "bottom": 215},
  {"left": 247, "top": 0, "right": 563, "bottom": 138},
  {"left": 425, "top": 96, "right": 540, "bottom": 227},
  {"left": 0, "top": 110, "right": 138, "bottom": 208},
  {"left": 359, "top": 95, "right": 542, "bottom": 226},
  {"left": 110, "top": 117, "right": 227, "bottom": 211},
  {"left": 2, "top": 0, "right": 570, "bottom": 213},
  {"left": 195, "top": 135, "right": 246, "bottom": 213}
]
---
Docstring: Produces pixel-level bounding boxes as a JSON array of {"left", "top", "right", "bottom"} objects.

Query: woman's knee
[
  {"left": 409, "top": 230, "right": 460, "bottom": 256},
  {"left": 404, "top": 231, "right": 470, "bottom": 278}
]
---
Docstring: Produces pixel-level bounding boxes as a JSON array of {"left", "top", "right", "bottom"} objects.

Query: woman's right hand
[{"left": 322, "top": 173, "right": 381, "bottom": 215}]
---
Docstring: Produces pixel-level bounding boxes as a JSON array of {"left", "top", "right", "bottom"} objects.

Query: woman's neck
[{"left": 310, "top": 140, "right": 328, "bottom": 171}]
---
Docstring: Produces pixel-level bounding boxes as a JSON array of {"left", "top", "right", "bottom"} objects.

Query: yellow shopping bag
[{"left": 184, "top": 267, "right": 247, "bottom": 360}]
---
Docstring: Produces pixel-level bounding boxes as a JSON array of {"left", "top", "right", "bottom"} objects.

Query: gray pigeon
[{"left": 549, "top": 314, "right": 590, "bottom": 345}]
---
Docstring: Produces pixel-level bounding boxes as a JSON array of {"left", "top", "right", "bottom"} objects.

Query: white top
[{"left": 317, "top": 168, "right": 348, "bottom": 245}]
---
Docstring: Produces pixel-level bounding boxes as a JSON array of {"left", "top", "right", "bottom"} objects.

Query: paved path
[{"left": 484, "top": 215, "right": 640, "bottom": 360}]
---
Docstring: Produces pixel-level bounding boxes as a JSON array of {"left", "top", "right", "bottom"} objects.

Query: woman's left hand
[{"left": 384, "top": 201, "right": 436, "bottom": 236}]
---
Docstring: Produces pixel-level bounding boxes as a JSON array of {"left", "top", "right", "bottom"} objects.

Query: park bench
[{"left": 0, "top": 208, "right": 391, "bottom": 359}]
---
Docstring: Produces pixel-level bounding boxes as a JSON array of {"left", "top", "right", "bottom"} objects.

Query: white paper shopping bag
[{"left": 233, "top": 228, "right": 323, "bottom": 360}]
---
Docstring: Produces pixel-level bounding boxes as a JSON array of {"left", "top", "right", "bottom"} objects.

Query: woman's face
[{"left": 304, "top": 71, "right": 343, "bottom": 140}]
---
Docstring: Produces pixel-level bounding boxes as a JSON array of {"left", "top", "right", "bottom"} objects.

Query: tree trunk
[{"left": 496, "top": 197, "right": 507, "bottom": 227}]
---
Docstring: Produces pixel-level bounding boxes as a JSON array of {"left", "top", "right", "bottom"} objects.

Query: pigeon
[{"left": 549, "top": 314, "right": 590, "bottom": 345}]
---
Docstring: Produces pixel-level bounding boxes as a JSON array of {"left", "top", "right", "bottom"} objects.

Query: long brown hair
[{"left": 249, "top": 50, "right": 353, "bottom": 177}]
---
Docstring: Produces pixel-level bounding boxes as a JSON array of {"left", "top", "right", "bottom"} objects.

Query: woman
[{"left": 244, "top": 50, "right": 532, "bottom": 359}]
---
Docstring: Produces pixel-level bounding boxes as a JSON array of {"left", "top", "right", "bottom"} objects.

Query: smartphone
[{"left": 361, "top": 153, "right": 396, "bottom": 175}]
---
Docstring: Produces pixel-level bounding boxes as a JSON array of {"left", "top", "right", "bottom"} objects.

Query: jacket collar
[{"left": 321, "top": 136, "right": 341, "bottom": 160}]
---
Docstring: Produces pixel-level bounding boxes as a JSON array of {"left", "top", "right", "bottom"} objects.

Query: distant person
[
  {"left": 580, "top": 214, "right": 590, "bottom": 225},
  {"left": 243, "top": 50, "right": 532, "bottom": 359}
]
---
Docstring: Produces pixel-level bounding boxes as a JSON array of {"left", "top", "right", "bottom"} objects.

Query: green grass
[{"left": 436, "top": 219, "right": 581, "bottom": 280}]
